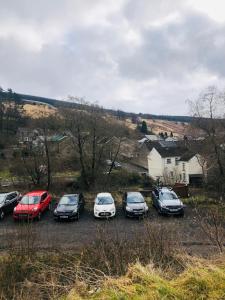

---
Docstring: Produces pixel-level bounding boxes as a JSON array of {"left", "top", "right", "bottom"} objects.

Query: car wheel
[
  {"left": 76, "top": 212, "right": 80, "bottom": 221},
  {"left": 0, "top": 210, "right": 4, "bottom": 220},
  {"left": 158, "top": 208, "right": 162, "bottom": 215},
  {"left": 37, "top": 212, "right": 41, "bottom": 221}
]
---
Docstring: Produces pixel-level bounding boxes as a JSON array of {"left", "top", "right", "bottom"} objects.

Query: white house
[{"left": 146, "top": 141, "right": 205, "bottom": 185}]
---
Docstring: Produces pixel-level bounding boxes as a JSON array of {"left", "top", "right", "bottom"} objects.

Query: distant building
[{"left": 146, "top": 141, "right": 205, "bottom": 185}]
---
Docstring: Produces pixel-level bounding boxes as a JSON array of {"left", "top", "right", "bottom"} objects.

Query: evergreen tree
[{"left": 140, "top": 121, "right": 148, "bottom": 134}]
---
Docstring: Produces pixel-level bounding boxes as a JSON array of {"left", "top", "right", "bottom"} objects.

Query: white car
[{"left": 94, "top": 193, "right": 116, "bottom": 218}]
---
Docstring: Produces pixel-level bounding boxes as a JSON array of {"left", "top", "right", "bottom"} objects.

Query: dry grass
[
  {"left": 66, "top": 255, "right": 225, "bottom": 300},
  {"left": 23, "top": 103, "right": 57, "bottom": 118}
]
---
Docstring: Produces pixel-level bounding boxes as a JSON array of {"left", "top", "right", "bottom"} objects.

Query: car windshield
[
  {"left": 127, "top": 194, "right": 144, "bottom": 203},
  {"left": 59, "top": 195, "right": 78, "bottom": 205},
  {"left": 96, "top": 196, "right": 113, "bottom": 205},
  {"left": 160, "top": 192, "right": 178, "bottom": 200},
  {"left": 0, "top": 195, "right": 5, "bottom": 204},
  {"left": 20, "top": 195, "right": 41, "bottom": 205}
]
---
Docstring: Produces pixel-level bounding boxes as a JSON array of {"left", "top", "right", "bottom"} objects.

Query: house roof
[
  {"left": 179, "top": 152, "right": 196, "bottom": 161},
  {"left": 146, "top": 140, "right": 189, "bottom": 158}
]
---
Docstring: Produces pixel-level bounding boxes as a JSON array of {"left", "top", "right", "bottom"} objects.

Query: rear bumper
[{"left": 13, "top": 211, "right": 39, "bottom": 220}]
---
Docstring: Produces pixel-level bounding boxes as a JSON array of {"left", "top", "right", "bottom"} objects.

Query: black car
[
  {"left": 152, "top": 187, "right": 184, "bottom": 216},
  {"left": 0, "top": 191, "right": 21, "bottom": 220},
  {"left": 123, "top": 192, "right": 149, "bottom": 218},
  {"left": 53, "top": 194, "right": 85, "bottom": 221}
]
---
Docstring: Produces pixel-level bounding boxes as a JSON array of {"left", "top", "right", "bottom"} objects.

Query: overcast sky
[{"left": 1, "top": 0, "right": 225, "bottom": 115}]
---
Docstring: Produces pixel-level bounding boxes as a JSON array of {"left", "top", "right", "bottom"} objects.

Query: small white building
[{"left": 146, "top": 141, "right": 205, "bottom": 185}]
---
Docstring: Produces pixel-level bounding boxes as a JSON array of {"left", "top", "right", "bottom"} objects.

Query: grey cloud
[
  {"left": 0, "top": 0, "right": 225, "bottom": 115},
  {"left": 119, "top": 11, "right": 225, "bottom": 81}
]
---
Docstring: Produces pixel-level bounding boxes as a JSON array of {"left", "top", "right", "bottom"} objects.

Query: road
[{"left": 0, "top": 203, "right": 217, "bottom": 255}]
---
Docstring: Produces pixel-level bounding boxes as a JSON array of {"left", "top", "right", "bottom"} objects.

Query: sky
[{"left": 1, "top": 0, "right": 225, "bottom": 115}]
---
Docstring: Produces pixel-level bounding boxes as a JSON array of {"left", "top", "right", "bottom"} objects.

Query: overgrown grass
[{"left": 66, "top": 256, "right": 225, "bottom": 300}]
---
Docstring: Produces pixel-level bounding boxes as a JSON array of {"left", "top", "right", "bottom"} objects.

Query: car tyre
[
  {"left": 37, "top": 212, "right": 41, "bottom": 221},
  {"left": 76, "top": 212, "right": 80, "bottom": 221},
  {"left": 0, "top": 210, "right": 4, "bottom": 220},
  {"left": 158, "top": 208, "right": 163, "bottom": 216}
]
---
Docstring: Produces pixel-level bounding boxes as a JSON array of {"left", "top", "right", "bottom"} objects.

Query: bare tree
[{"left": 188, "top": 86, "right": 225, "bottom": 195}]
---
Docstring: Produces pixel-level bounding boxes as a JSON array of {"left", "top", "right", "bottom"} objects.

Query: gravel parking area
[{"left": 0, "top": 202, "right": 217, "bottom": 255}]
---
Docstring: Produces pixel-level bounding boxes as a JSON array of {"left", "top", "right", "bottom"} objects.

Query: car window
[
  {"left": 20, "top": 195, "right": 41, "bottom": 205},
  {"left": 41, "top": 193, "right": 47, "bottom": 201},
  {"left": 59, "top": 195, "right": 78, "bottom": 205},
  {"left": 6, "top": 194, "right": 15, "bottom": 201},
  {"left": 96, "top": 196, "right": 113, "bottom": 205},
  {"left": 0, "top": 195, "right": 6, "bottom": 204},
  {"left": 11, "top": 193, "right": 17, "bottom": 199},
  {"left": 127, "top": 194, "right": 144, "bottom": 203},
  {"left": 159, "top": 192, "right": 178, "bottom": 200}
]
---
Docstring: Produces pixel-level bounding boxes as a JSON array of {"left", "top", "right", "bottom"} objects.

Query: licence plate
[
  {"left": 100, "top": 212, "right": 110, "bottom": 216},
  {"left": 60, "top": 216, "right": 69, "bottom": 219}
]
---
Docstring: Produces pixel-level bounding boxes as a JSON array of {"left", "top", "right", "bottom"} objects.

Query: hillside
[
  {"left": 0, "top": 90, "right": 193, "bottom": 123},
  {"left": 125, "top": 118, "right": 188, "bottom": 137}
]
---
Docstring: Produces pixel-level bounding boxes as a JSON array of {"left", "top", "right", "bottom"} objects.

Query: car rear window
[{"left": 20, "top": 195, "right": 41, "bottom": 204}]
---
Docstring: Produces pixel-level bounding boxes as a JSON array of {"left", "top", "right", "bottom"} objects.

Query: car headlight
[
  {"left": 160, "top": 204, "right": 167, "bottom": 209},
  {"left": 126, "top": 206, "right": 132, "bottom": 212},
  {"left": 73, "top": 209, "right": 77, "bottom": 213},
  {"left": 32, "top": 207, "right": 38, "bottom": 212},
  {"left": 110, "top": 208, "right": 115, "bottom": 212},
  {"left": 144, "top": 204, "right": 148, "bottom": 211},
  {"left": 54, "top": 209, "right": 57, "bottom": 214}
]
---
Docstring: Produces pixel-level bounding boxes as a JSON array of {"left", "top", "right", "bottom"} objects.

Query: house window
[
  {"left": 182, "top": 163, "right": 185, "bottom": 171},
  {"left": 170, "top": 171, "right": 174, "bottom": 178},
  {"left": 175, "top": 158, "right": 179, "bottom": 166},
  {"left": 179, "top": 174, "right": 182, "bottom": 181},
  {"left": 166, "top": 158, "right": 171, "bottom": 164},
  {"left": 183, "top": 173, "right": 186, "bottom": 181}
]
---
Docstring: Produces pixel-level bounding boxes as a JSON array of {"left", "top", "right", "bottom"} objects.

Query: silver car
[{"left": 152, "top": 187, "right": 184, "bottom": 216}]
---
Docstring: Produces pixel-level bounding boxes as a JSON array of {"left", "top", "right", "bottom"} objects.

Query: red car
[{"left": 13, "top": 190, "right": 52, "bottom": 221}]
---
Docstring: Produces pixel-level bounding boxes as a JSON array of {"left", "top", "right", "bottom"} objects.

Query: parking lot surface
[{"left": 0, "top": 203, "right": 215, "bottom": 255}]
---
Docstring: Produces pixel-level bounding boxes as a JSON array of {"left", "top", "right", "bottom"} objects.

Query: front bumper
[
  {"left": 125, "top": 210, "right": 147, "bottom": 217},
  {"left": 161, "top": 207, "right": 184, "bottom": 215},
  {"left": 94, "top": 211, "right": 115, "bottom": 218},
  {"left": 54, "top": 212, "right": 78, "bottom": 220}
]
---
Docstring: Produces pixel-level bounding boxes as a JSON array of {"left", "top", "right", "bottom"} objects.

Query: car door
[
  {"left": 122, "top": 193, "right": 127, "bottom": 211},
  {"left": 40, "top": 192, "right": 48, "bottom": 211},
  {"left": 152, "top": 190, "right": 157, "bottom": 207},
  {"left": 153, "top": 190, "right": 159, "bottom": 209},
  {"left": 4, "top": 194, "right": 15, "bottom": 213},
  {"left": 79, "top": 194, "right": 84, "bottom": 212},
  {"left": 10, "top": 192, "right": 19, "bottom": 210}
]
